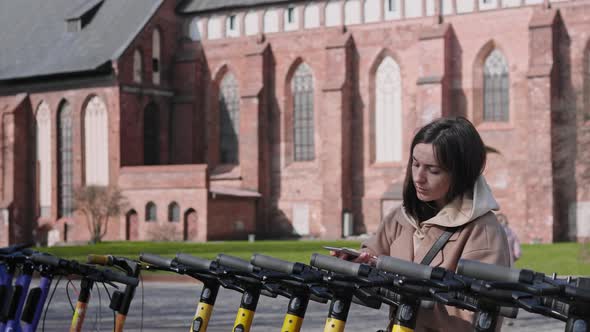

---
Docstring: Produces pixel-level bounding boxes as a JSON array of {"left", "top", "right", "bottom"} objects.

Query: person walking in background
[{"left": 497, "top": 213, "right": 521, "bottom": 263}]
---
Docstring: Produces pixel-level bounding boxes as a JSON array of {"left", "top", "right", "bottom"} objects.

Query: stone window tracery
[
  {"left": 292, "top": 63, "right": 315, "bottom": 161},
  {"left": 483, "top": 49, "right": 509, "bottom": 122},
  {"left": 375, "top": 56, "right": 402, "bottom": 162},
  {"left": 58, "top": 101, "right": 73, "bottom": 218},
  {"left": 219, "top": 73, "right": 240, "bottom": 164}
]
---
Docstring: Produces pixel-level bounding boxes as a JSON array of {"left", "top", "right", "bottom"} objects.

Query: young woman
[{"left": 343, "top": 116, "right": 511, "bottom": 331}]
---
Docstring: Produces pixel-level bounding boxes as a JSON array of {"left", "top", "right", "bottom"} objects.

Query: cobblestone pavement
[{"left": 34, "top": 281, "right": 565, "bottom": 331}]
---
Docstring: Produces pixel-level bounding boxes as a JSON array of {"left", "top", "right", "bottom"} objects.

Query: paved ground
[{"left": 33, "top": 280, "right": 565, "bottom": 331}]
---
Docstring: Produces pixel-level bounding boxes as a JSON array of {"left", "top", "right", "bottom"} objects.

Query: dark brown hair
[{"left": 403, "top": 116, "right": 486, "bottom": 221}]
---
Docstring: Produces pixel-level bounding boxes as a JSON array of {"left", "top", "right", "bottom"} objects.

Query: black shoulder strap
[{"left": 420, "top": 228, "right": 456, "bottom": 265}]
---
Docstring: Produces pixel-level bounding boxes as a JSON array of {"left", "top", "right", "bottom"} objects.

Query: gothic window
[
  {"left": 219, "top": 73, "right": 240, "bottom": 164},
  {"left": 146, "top": 202, "right": 157, "bottom": 221},
  {"left": 375, "top": 56, "right": 402, "bottom": 162},
  {"left": 227, "top": 14, "right": 241, "bottom": 37},
  {"left": 36, "top": 102, "right": 52, "bottom": 217},
  {"left": 585, "top": 50, "right": 590, "bottom": 122},
  {"left": 168, "top": 202, "right": 180, "bottom": 222},
  {"left": 284, "top": 6, "right": 299, "bottom": 31},
  {"left": 152, "top": 28, "right": 161, "bottom": 85},
  {"left": 133, "top": 49, "right": 142, "bottom": 83},
  {"left": 483, "top": 49, "right": 509, "bottom": 122},
  {"left": 144, "top": 103, "right": 160, "bottom": 165},
  {"left": 385, "top": 0, "right": 400, "bottom": 19},
  {"left": 84, "top": 96, "right": 109, "bottom": 185},
  {"left": 58, "top": 101, "right": 73, "bottom": 218},
  {"left": 292, "top": 63, "right": 315, "bottom": 161}
]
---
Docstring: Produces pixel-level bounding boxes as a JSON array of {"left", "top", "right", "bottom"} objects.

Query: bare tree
[{"left": 74, "top": 185, "right": 128, "bottom": 244}]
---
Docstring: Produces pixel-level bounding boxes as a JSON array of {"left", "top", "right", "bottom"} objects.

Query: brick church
[{"left": 0, "top": 0, "right": 589, "bottom": 246}]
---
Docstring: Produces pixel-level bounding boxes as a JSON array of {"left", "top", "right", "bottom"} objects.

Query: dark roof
[
  {"left": 177, "top": 0, "right": 306, "bottom": 14},
  {"left": 0, "top": 0, "right": 163, "bottom": 81}
]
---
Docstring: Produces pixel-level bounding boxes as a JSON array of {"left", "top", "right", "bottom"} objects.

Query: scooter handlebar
[
  {"left": 310, "top": 253, "right": 370, "bottom": 277},
  {"left": 175, "top": 253, "right": 213, "bottom": 272},
  {"left": 31, "top": 253, "right": 61, "bottom": 267},
  {"left": 139, "top": 253, "right": 174, "bottom": 269},
  {"left": 101, "top": 269, "right": 139, "bottom": 287},
  {"left": 251, "top": 254, "right": 299, "bottom": 274},
  {"left": 216, "top": 254, "right": 254, "bottom": 273},
  {"left": 457, "top": 259, "right": 521, "bottom": 283},
  {"left": 376, "top": 256, "right": 433, "bottom": 280}
]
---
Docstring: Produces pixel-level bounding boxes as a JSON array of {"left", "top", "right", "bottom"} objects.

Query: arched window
[
  {"left": 145, "top": 202, "right": 157, "bottom": 221},
  {"left": 375, "top": 56, "right": 402, "bottom": 162},
  {"left": 325, "top": 1, "right": 342, "bottom": 27},
  {"left": 304, "top": 4, "right": 320, "bottom": 29},
  {"left": 584, "top": 48, "right": 590, "bottom": 122},
  {"left": 84, "top": 96, "right": 109, "bottom": 185},
  {"left": 284, "top": 5, "right": 299, "bottom": 31},
  {"left": 168, "top": 202, "right": 180, "bottom": 222},
  {"left": 58, "top": 101, "right": 73, "bottom": 218},
  {"left": 144, "top": 103, "right": 160, "bottom": 165},
  {"left": 152, "top": 28, "right": 161, "bottom": 85},
  {"left": 219, "top": 73, "right": 240, "bottom": 164},
  {"left": 36, "top": 101, "right": 52, "bottom": 217},
  {"left": 483, "top": 49, "right": 509, "bottom": 122},
  {"left": 292, "top": 63, "right": 315, "bottom": 161},
  {"left": 244, "top": 11, "right": 259, "bottom": 36},
  {"left": 226, "top": 14, "right": 240, "bottom": 37},
  {"left": 133, "top": 49, "right": 142, "bottom": 83}
]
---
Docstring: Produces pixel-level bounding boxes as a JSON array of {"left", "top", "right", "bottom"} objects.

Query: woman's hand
[{"left": 329, "top": 250, "right": 376, "bottom": 266}]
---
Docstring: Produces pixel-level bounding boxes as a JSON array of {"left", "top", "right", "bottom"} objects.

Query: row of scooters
[{"left": 1, "top": 243, "right": 589, "bottom": 332}]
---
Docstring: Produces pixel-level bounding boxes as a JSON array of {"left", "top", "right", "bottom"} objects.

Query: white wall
[
  {"left": 325, "top": 1, "right": 342, "bottom": 26},
  {"left": 304, "top": 4, "right": 320, "bottom": 28},
  {"left": 405, "top": 0, "right": 422, "bottom": 18},
  {"left": 345, "top": 0, "right": 361, "bottom": 25},
  {"left": 245, "top": 11, "right": 259, "bottom": 36},
  {"left": 264, "top": 9, "right": 279, "bottom": 33},
  {"left": 364, "top": 0, "right": 380, "bottom": 23},
  {"left": 207, "top": 16, "right": 222, "bottom": 39},
  {"left": 457, "top": 0, "right": 475, "bottom": 13}
]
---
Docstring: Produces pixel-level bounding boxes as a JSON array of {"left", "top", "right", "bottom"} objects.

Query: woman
[{"left": 343, "top": 116, "right": 511, "bottom": 331}]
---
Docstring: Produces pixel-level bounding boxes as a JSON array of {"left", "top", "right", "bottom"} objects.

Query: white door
[{"left": 293, "top": 203, "right": 310, "bottom": 236}]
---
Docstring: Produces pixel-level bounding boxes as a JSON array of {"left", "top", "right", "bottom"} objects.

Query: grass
[{"left": 37, "top": 240, "right": 590, "bottom": 276}]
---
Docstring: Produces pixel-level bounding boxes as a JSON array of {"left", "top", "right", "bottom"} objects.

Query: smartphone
[{"left": 322, "top": 246, "right": 361, "bottom": 258}]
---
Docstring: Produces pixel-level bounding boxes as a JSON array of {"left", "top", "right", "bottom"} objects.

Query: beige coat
[{"left": 361, "top": 176, "right": 511, "bottom": 332}]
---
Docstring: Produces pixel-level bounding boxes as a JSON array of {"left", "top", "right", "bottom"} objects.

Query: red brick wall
[{"left": 207, "top": 196, "right": 256, "bottom": 240}]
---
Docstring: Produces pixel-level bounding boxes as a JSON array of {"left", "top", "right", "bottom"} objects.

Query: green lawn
[{"left": 37, "top": 240, "right": 590, "bottom": 276}]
